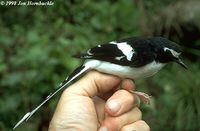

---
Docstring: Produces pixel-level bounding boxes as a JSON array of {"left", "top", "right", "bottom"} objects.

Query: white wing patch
[
  {"left": 164, "top": 47, "right": 181, "bottom": 58},
  {"left": 117, "top": 42, "right": 135, "bottom": 61},
  {"left": 115, "top": 56, "right": 125, "bottom": 60},
  {"left": 110, "top": 41, "right": 117, "bottom": 44}
]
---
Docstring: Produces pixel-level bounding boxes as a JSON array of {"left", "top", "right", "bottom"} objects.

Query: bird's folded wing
[{"left": 73, "top": 43, "right": 137, "bottom": 66}]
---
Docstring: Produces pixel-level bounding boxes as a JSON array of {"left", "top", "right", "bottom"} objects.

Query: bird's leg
[
  {"left": 128, "top": 90, "right": 151, "bottom": 104},
  {"left": 120, "top": 79, "right": 151, "bottom": 104}
]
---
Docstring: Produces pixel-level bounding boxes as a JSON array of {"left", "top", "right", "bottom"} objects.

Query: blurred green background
[{"left": 0, "top": 0, "right": 200, "bottom": 131}]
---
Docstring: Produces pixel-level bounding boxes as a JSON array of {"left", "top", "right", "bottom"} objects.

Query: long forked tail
[{"left": 13, "top": 65, "right": 90, "bottom": 129}]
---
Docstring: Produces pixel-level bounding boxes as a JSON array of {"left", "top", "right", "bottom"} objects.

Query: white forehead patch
[
  {"left": 164, "top": 47, "right": 181, "bottom": 58},
  {"left": 117, "top": 42, "right": 135, "bottom": 61}
]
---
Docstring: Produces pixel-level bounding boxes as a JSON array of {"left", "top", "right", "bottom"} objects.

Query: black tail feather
[{"left": 13, "top": 65, "right": 89, "bottom": 129}]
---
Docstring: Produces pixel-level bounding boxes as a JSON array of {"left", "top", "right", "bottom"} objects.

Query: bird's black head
[{"left": 149, "top": 37, "right": 187, "bottom": 69}]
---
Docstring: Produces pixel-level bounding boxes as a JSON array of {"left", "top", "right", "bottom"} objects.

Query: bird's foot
[{"left": 128, "top": 90, "right": 151, "bottom": 104}]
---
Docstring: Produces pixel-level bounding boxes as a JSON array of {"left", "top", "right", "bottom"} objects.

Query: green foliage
[
  {"left": 0, "top": 0, "right": 199, "bottom": 131},
  {"left": 139, "top": 62, "right": 200, "bottom": 131}
]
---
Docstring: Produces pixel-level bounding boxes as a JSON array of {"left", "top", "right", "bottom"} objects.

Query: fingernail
[
  {"left": 107, "top": 100, "right": 120, "bottom": 113},
  {"left": 98, "top": 126, "right": 108, "bottom": 131}
]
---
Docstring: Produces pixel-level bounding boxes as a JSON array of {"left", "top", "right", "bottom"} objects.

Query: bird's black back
[{"left": 74, "top": 37, "right": 182, "bottom": 67}]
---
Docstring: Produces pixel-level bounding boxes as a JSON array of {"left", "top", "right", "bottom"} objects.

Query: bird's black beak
[{"left": 176, "top": 58, "right": 188, "bottom": 69}]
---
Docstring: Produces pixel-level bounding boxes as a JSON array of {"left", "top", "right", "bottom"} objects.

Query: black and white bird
[{"left": 14, "top": 36, "right": 187, "bottom": 129}]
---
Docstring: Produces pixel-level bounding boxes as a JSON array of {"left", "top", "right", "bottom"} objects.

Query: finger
[
  {"left": 65, "top": 71, "right": 121, "bottom": 97},
  {"left": 99, "top": 107, "right": 142, "bottom": 131},
  {"left": 121, "top": 79, "right": 135, "bottom": 90},
  {"left": 105, "top": 89, "right": 136, "bottom": 116},
  {"left": 121, "top": 120, "right": 150, "bottom": 131},
  {"left": 98, "top": 79, "right": 135, "bottom": 102},
  {"left": 98, "top": 87, "right": 117, "bottom": 100},
  {"left": 93, "top": 96, "right": 106, "bottom": 123}
]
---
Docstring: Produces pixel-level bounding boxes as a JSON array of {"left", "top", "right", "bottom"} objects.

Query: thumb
[{"left": 66, "top": 71, "right": 121, "bottom": 97}]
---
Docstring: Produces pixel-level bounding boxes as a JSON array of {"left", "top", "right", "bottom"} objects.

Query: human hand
[{"left": 49, "top": 71, "right": 150, "bottom": 131}]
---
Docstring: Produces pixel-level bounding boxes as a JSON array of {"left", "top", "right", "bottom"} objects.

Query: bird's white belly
[{"left": 85, "top": 60, "right": 165, "bottom": 79}]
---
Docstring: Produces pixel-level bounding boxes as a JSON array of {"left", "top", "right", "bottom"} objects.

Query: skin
[{"left": 49, "top": 71, "right": 150, "bottom": 131}]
